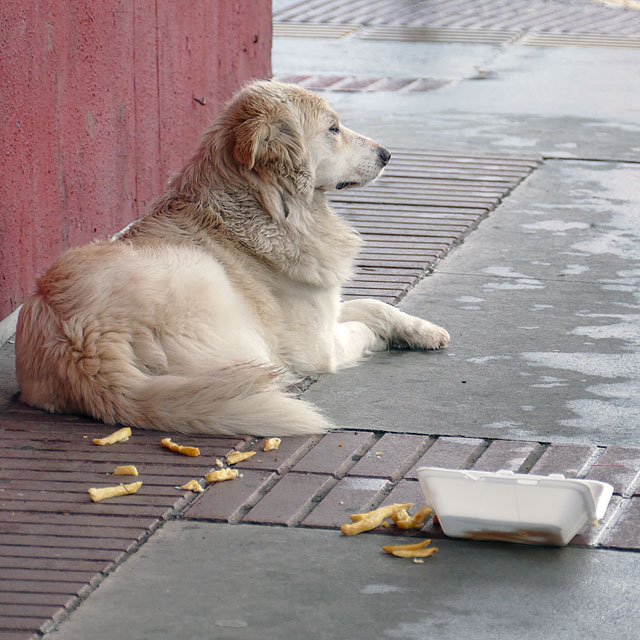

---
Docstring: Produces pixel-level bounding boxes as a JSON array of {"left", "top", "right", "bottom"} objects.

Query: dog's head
[{"left": 210, "top": 80, "right": 391, "bottom": 220}]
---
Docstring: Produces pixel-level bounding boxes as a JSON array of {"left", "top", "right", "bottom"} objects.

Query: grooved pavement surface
[{"left": 274, "top": 0, "right": 640, "bottom": 34}]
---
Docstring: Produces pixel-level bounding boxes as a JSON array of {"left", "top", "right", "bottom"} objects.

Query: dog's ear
[{"left": 233, "top": 101, "right": 314, "bottom": 219}]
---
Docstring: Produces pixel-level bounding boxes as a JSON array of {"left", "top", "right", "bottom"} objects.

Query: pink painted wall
[{"left": 0, "top": 0, "right": 272, "bottom": 320}]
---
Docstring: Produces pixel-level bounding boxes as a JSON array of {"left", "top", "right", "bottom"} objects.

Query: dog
[{"left": 15, "top": 80, "right": 450, "bottom": 436}]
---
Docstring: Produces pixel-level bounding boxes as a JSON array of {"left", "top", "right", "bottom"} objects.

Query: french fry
[
  {"left": 113, "top": 465, "right": 138, "bottom": 476},
  {"left": 92, "top": 427, "right": 132, "bottom": 446},
  {"left": 160, "top": 437, "right": 200, "bottom": 457},
  {"left": 180, "top": 479, "right": 203, "bottom": 493},
  {"left": 381, "top": 539, "right": 432, "bottom": 554},
  {"left": 341, "top": 514, "right": 387, "bottom": 536},
  {"left": 349, "top": 503, "right": 413, "bottom": 523},
  {"left": 392, "top": 505, "right": 433, "bottom": 530},
  {"left": 226, "top": 450, "right": 256, "bottom": 465},
  {"left": 205, "top": 468, "right": 239, "bottom": 482},
  {"left": 390, "top": 547, "right": 439, "bottom": 559},
  {"left": 263, "top": 437, "right": 281, "bottom": 452},
  {"left": 88, "top": 481, "right": 142, "bottom": 502},
  {"left": 391, "top": 508, "right": 411, "bottom": 527}
]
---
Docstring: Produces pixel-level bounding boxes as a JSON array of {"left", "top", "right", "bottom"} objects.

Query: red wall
[{"left": 0, "top": 0, "right": 272, "bottom": 320}]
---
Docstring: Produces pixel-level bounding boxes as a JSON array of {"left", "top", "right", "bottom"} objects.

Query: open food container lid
[{"left": 417, "top": 467, "right": 614, "bottom": 547}]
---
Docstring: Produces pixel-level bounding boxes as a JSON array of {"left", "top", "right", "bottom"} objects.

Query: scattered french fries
[
  {"left": 263, "top": 437, "right": 281, "bottom": 452},
  {"left": 226, "top": 450, "right": 256, "bottom": 465},
  {"left": 92, "top": 427, "right": 131, "bottom": 446},
  {"left": 113, "top": 465, "right": 138, "bottom": 476},
  {"left": 205, "top": 468, "right": 239, "bottom": 483},
  {"left": 180, "top": 479, "right": 203, "bottom": 493},
  {"left": 88, "top": 481, "right": 142, "bottom": 502},
  {"left": 161, "top": 437, "right": 200, "bottom": 457}
]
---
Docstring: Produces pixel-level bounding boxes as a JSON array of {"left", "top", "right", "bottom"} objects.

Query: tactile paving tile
[
  {"left": 274, "top": 0, "right": 640, "bottom": 35},
  {"left": 272, "top": 73, "right": 451, "bottom": 93},
  {"left": 334, "top": 149, "right": 540, "bottom": 304}
]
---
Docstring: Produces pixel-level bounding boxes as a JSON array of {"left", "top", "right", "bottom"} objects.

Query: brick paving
[{"left": 181, "top": 431, "right": 640, "bottom": 551}]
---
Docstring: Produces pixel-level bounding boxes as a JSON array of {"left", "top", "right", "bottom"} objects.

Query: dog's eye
[{"left": 329, "top": 124, "right": 340, "bottom": 134}]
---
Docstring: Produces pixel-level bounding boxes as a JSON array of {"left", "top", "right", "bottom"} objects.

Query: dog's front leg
[
  {"left": 331, "top": 320, "right": 387, "bottom": 369},
  {"left": 339, "top": 299, "right": 450, "bottom": 350}
]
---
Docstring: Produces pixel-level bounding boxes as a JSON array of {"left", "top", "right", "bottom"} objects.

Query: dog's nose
[{"left": 378, "top": 146, "right": 391, "bottom": 167}]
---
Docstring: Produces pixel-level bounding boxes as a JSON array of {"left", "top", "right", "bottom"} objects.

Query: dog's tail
[{"left": 119, "top": 365, "right": 330, "bottom": 436}]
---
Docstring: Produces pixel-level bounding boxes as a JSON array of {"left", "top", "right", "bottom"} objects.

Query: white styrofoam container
[{"left": 417, "top": 467, "right": 614, "bottom": 546}]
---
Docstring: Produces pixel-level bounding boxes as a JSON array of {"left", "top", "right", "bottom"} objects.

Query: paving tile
[
  {"left": 299, "top": 74, "right": 346, "bottom": 89},
  {"left": 406, "top": 436, "right": 484, "bottom": 479},
  {"left": 529, "top": 443, "right": 598, "bottom": 478},
  {"left": 230, "top": 435, "right": 322, "bottom": 475},
  {"left": 381, "top": 479, "right": 428, "bottom": 511},
  {"left": 406, "top": 78, "right": 451, "bottom": 92},
  {"left": 0, "top": 544, "right": 121, "bottom": 561},
  {"left": 0, "top": 593, "right": 73, "bottom": 608},
  {"left": 571, "top": 495, "right": 624, "bottom": 547},
  {"left": 0, "top": 535, "right": 134, "bottom": 551},
  {"left": 0, "top": 498, "right": 172, "bottom": 519},
  {"left": 374, "top": 77, "right": 419, "bottom": 91},
  {"left": 0, "top": 618, "right": 46, "bottom": 633},
  {"left": 301, "top": 476, "right": 389, "bottom": 529},
  {"left": 0, "top": 580, "right": 87, "bottom": 595},
  {"left": 471, "top": 440, "right": 538, "bottom": 472},
  {"left": 243, "top": 473, "right": 334, "bottom": 526},
  {"left": 2, "top": 568, "right": 97, "bottom": 583},
  {"left": 584, "top": 446, "right": 640, "bottom": 496},
  {"left": 0, "top": 522, "right": 148, "bottom": 539},
  {"left": 347, "top": 433, "right": 432, "bottom": 481},
  {"left": 182, "top": 470, "right": 276, "bottom": 523},
  {"left": 2, "top": 605, "right": 60, "bottom": 619},
  {"left": 0, "top": 512, "right": 156, "bottom": 529},
  {"left": 0, "top": 556, "right": 107, "bottom": 572},
  {"left": 292, "top": 431, "right": 377, "bottom": 477},
  {"left": 600, "top": 497, "right": 640, "bottom": 549}
]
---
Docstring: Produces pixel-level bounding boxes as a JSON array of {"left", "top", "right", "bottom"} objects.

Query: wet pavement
[
  {"left": 3, "top": 1, "right": 640, "bottom": 638},
  {"left": 44, "top": 523, "right": 640, "bottom": 640}
]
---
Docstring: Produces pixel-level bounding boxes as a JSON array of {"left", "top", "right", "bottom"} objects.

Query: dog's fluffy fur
[{"left": 15, "top": 81, "right": 450, "bottom": 436}]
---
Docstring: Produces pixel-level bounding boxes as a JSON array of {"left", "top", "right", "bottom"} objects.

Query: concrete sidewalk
[{"left": 4, "top": 2, "right": 640, "bottom": 638}]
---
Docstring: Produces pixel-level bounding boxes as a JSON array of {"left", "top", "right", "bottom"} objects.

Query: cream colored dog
[{"left": 15, "top": 81, "right": 450, "bottom": 436}]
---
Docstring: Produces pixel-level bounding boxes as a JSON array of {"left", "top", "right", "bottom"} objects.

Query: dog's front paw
[{"left": 401, "top": 318, "right": 450, "bottom": 350}]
